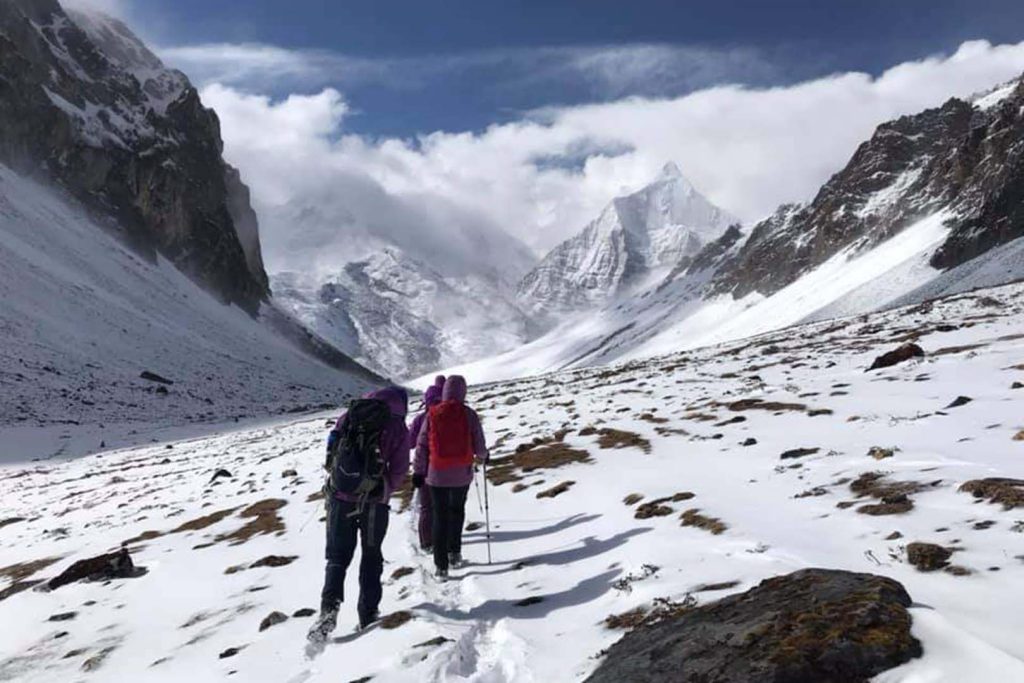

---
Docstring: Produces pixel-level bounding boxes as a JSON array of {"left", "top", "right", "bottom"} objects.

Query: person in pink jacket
[{"left": 413, "top": 375, "right": 488, "bottom": 578}]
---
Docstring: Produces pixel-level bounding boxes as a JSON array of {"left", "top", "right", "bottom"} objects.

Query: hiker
[
  {"left": 310, "top": 386, "right": 409, "bottom": 641},
  {"left": 413, "top": 374, "right": 488, "bottom": 578},
  {"left": 408, "top": 375, "right": 446, "bottom": 551}
]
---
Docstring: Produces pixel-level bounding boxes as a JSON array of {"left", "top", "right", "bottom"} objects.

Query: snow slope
[
  {"left": 0, "top": 163, "right": 377, "bottom": 462},
  {"left": 433, "top": 211, "right": 955, "bottom": 384},
  {"left": 2, "top": 281, "right": 1023, "bottom": 682}
]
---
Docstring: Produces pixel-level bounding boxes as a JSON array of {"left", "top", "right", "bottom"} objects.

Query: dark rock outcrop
[
  {"left": 906, "top": 542, "right": 954, "bottom": 571},
  {"left": 46, "top": 546, "right": 145, "bottom": 590},
  {"left": 867, "top": 343, "right": 925, "bottom": 371},
  {"left": 259, "top": 611, "right": 288, "bottom": 632},
  {"left": 0, "top": 0, "right": 269, "bottom": 312},
  {"left": 586, "top": 568, "right": 921, "bottom": 683}
]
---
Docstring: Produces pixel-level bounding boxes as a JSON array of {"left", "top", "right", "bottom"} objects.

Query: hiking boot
[
  {"left": 435, "top": 567, "right": 449, "bottom": 581},
  {"left": 449, "top": 552, "right": 464, "bottom": 568},
  {"left": 307, "top": 608, "right": 338, "bottom": 643}
]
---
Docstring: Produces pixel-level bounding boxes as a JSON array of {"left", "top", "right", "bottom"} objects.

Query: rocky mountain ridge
[{"left": 711, "top": 78, "right": 1024, "bottom": 299}]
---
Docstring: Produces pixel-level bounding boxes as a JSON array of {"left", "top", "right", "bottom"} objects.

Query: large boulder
[
  {"left": 586, "top": 568, "right": 921, "bottom": 683},
  {"left": 45, "top": 546, "right": 145, "bottom": 590}
]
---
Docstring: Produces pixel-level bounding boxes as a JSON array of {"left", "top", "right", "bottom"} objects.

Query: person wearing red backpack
[{"left": 412, "top": 375, "right": 488, "bottom": 578}]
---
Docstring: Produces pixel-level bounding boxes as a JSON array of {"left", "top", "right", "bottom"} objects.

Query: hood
[
  {"left": 368, "top": 386, "right": 409, "bottom": 417},
  {"left": 424, "top": 384, "right": 442, "bottom": 406},
  {"left": 433, "top": 375, "right": 446, "bottom": 389},
  {"left": 442, "top": 375, "right": 467, "bottom": 403}
]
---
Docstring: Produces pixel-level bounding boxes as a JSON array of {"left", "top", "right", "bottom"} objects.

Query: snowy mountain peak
[
  {"left": 658, "top": 160, "right": 685, "bottom": 180},
  {"left": 517, "top": 164, "right": 737, "bottom": 315}
]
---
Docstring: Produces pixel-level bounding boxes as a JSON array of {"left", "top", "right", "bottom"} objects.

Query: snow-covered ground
[
  {"left": 2, "top": 281, "right": 1023, "bottom": 682},
  {"left": 0, "top": 164, "right": 377, "bottom": 462}
]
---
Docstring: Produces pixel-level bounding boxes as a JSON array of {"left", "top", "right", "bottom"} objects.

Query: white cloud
[
  {"left": 200, "top": 40, "right": 1024, "bottom": 274},
  {"left": 162, "top": 41, "right": 777, "bottom": 97}
]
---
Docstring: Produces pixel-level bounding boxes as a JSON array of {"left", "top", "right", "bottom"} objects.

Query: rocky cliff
[{"left": 0, "top": 0, "right": 269, "bottom": 313}]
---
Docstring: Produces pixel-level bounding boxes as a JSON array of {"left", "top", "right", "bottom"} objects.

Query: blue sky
[{"left": 130, "top": 0, "right": 1024, "bottom": 137}]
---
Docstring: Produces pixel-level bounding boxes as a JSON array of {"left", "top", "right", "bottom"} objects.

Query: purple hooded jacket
[
  {"left": 414, "top": 375, "right": 488, "bottom": 488},
  {"left": 409, "top": 384, "right": 442, "bottom": 452},
  {"left": 330, "top": 386, "right": 410, "bottom": 505}
]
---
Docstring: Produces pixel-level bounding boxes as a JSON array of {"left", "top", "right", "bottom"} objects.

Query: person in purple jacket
[
  {"left": 408, "top": 376, "right": 445, "bottom": 551},
  {"left": 311, "top": 386, "right": 409, "bottom": 639},
  {"left": 413, "top": 375, "right": 488, "bottom": 578}
]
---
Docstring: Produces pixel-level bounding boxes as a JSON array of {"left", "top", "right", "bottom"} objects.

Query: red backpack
[{"left": 428, "top": 400, "right": 474, "bottom": 471}]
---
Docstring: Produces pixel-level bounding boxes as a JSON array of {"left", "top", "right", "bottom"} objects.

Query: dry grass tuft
[
  {"left": 536, "top": 481, "right": 575, "bottom": 499},
  {"left": 680, "top": 508, "right": 727, "bottom": 535},
  {"left": 215, "top": 499, "right": 287, "bottom": 546}
]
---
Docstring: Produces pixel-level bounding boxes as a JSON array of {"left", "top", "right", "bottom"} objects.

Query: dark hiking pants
[
  {"left": 320, "top": 497, "right": 390, "bottom": 624},
  {"left": 417, "top": 488, "right": 433, "bottom": 550},
  {"left": 430, "top": 484, "right": 470, "bottom": 571}
]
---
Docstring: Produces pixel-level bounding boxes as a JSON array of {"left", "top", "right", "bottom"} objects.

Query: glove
[{"left": 412, "top": 473, "right": 425, "bottom": 489}]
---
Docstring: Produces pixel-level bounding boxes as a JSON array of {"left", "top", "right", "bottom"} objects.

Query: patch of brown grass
[
  {"left": 379, "top": 610, "right": 413, "bottom": 629},
  {"left": 605, "top": 595, "right": 697, "bottom": 631},
  {"left": 932, "top": 343, "right": 988, "bottom": 356},
  {"left": 391, "top": 567, "right": 414, "bottom": 581},
  {"left": 536, "top": 481, "right": 575, "bottom": 499},
  {"left": 692, "top": 580, "right": 740, "bottom": 592},
  {"left": 487, "top": 442, "right": 591, "bottom": 487},
  {"left": 680, "top": 508, "right": 727, "bottom": 535},
  {"left": 250, "top": 555, "right": 298, "bottom": 569},
  {"left": 725, "top": 398, "right": 806, "bottom": 413},
  {"left": 215, "top": 499, "right": 287, "bottom": 546},
  {"left": 0, "top": 556, "right": 62, "bottom": 583},
  {"left": 623, "top": 493, "right": 644, "bottom": 506},
  {"left": 604, "top": 606, "right": 648, "bottom": 629},
  {"left": 959, "top": 478, "right": 1024, "bottom": 510},
  {"left": 124, "top": 505, "right": 241, "bottom": 546},
  {"left": 595, "top": 428, "right": 652, "bottom": 454}
]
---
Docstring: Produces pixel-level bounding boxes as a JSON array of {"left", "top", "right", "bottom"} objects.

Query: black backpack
[{"left": 328, "top": 398, "right": 392, "bottom": 502}]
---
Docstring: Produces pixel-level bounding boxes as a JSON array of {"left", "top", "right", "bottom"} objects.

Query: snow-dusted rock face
[
  {"left": 0, "top": 0, "right": 268, "bottom": 312},
  {"left": 517, "top": 163, "right": 737, "bottom": 315},
  {"left": 274, "top": 249, "right": 538, "bottom": 380},
  {"left": 712, "top": 77, "right": 1024, "bottom": 299}
]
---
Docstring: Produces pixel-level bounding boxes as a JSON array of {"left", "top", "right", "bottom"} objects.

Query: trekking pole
[
  {"left": 472, "top": 467, "right": 485, "bottom": 515},
  {"left": 482, "top": 461, "right": 492, "bottom": 565}
]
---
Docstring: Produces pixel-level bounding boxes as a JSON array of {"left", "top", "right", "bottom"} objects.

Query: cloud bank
[{"left": 196, "top": 40, "right": 1024, "bottom": 272}]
